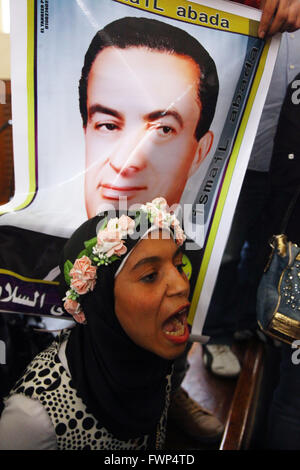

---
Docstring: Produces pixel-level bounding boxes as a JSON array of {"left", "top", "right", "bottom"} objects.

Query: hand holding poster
[{"left": 0, "top": 0, "right": 280, "bottom": 339}]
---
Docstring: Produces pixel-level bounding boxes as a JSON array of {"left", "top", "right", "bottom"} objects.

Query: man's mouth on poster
[{"left": 98, "top": 183, "right": 148, "bottom": 201}]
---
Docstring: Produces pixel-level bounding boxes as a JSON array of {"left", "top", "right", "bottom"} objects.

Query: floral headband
[{"left": 63, "top": 197, "right": 186, "bottom": 324}]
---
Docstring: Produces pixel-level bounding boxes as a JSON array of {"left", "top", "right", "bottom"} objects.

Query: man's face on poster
[{"left": 84, "top": 46, "right": 214, "bottom": 217}]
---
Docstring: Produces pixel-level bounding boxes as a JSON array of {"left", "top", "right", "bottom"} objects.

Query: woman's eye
[{"left": 141, "top": 272, "right": 157, "bottom": 283}]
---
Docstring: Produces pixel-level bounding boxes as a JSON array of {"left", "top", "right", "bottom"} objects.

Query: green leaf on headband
[
  {"left": 64, "top": 260, "right": 73, "bottom": 286},
  {"left": 77, "top": 248, "right": 88, "bottom": 259},
  {"left": 84, "top": 237, "right": 98, "bottom": 256}
]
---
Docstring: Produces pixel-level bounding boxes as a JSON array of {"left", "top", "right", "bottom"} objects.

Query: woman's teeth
[{"left": 163, "top": 316, "right": 185, "bottom": 336}]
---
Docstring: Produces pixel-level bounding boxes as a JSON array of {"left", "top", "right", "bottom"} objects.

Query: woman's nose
[{"left": 166, "top": 265, "right": 190, "bottom": 298}]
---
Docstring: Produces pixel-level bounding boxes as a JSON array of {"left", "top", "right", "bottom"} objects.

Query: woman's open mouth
[{"left": 162, "top": 305, "right": 190, "bottom": 344}]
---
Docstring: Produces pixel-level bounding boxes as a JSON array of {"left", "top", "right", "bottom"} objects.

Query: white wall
[
  {"left": 0, "top": 0, "right": 11, "bottom": 79},
  {"left": 0, "top": 33, "right": 10, "bottom": 79}
]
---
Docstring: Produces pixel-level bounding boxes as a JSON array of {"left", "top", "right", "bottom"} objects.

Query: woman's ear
[{"left": 188, "top": 130, "right": 214, "bottom": 178}]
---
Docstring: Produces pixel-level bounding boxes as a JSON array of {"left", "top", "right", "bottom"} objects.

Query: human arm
[
  {"left": 0, "top": 394, "right": 57, "bottom": 450},
  {"left": 231, "top": 0, "right": 300, "bottom": 37},
  {"left": 259, "top": 0, "right": 300, "bottom": 38}
]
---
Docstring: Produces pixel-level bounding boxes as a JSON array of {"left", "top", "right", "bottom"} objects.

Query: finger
[
  {"left": 279, "top": 20, "right": 289, "bottom": 32},
  {"left": 282, "top": 2, "right": 300, "bottom": 32},
  {"left": 268, "top": 0, "right": 292, "bottom": 36},
  {"left": 258, "top": 0, "right": 280, "bottom": 38},
  {"left": 291, "top": 12, "right": 300, "bottom": 31}
]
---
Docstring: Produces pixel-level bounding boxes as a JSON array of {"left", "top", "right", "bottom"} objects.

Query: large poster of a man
[
  {"left": 0, "top": 0, "right": 279, "bottom": 338},
  {"left": 80, "top": 16, "right": 218, "bottom": 219}
]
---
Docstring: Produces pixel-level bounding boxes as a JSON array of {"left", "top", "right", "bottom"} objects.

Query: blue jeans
[
  {"left": 202, "top": 170, "right": 270, "bottom": 343},
  {"left": 268, "top": 344, "right": 300, "bottom": 449}
]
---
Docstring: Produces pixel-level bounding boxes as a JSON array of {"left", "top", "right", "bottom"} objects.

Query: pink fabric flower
[
  {"left": 152, "top": 197, "right": 168, "bottom": 209},
  {"left": 70, "top": 255, "right": 97, "bottom": 295},
  {"left": 64, "top": 298, "right": 80, "bottom": 315},
  {"left": 153, "top": 210, "right": 165, "bottom": 228},
  {"left": 118, "top": 214, "right": 135, "bottom": 233},
  {"left": 96, "top": 216, "right": 133, "bottom": 258},
  {"left": 174, "top": 225, "right": 186, "bottom": 246},
  {"left": 106, "top": 240, "right": 127, "bottom": 258},
  {"left": 72, "top": 311, "right": 86, "bottom": 324},
  {"left": 64, "top": 298, "right": 86, "bottom": 324},
  {"left": 97, "top": 229, "right": 122, "bottom": 246}
]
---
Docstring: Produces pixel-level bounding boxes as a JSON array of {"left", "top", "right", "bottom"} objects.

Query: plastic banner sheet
[{"left": 0, "top": 0, "right": 280, "bottom": 339}]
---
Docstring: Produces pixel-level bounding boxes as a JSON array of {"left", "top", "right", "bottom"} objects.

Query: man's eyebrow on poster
[{"left": 87, "top": 103, "right": 185, "bottom": 136}]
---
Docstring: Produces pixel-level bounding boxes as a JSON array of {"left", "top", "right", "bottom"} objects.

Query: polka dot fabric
[{"left": 9, "top": 330, "right": 171, "bottom": 450}]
